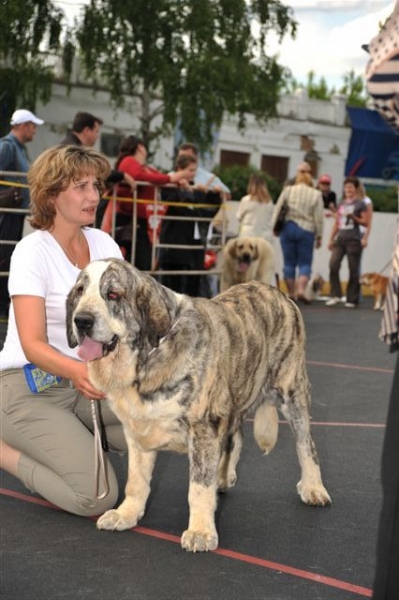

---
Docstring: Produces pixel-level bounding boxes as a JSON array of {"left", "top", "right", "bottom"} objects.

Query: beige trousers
[{"left": 0, "top": 369, "right": 126, "bottom": 517}]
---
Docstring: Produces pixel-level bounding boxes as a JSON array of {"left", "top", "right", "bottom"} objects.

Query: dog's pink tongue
[
  {"left": 238, "top": 261, "right": 249, "bottom": 273},
  {"left": 77, "top": 336, "right": 103, "bottom": 361}
]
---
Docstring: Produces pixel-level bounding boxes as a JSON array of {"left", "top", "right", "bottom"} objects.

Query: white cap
[{"left": 10, "top": 109, "right": 44, "bottom": 126}]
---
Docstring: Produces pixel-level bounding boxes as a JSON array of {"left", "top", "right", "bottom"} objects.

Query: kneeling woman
[{"left": 0, "top": 145, "right": 127, "bottom": 516}]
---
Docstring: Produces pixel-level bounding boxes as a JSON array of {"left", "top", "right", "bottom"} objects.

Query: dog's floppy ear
[
  {"left": 66, "top": 277, "right": 83, "bottom": 348},
  {"left": 227, "top": 239, "right": 237, "bottom": 258},
  {"left": 251, "top": 243, "right": 259, "bottom": 261},
  {"left": 135, "top": 273, "right": 175, "bottom": 348}
]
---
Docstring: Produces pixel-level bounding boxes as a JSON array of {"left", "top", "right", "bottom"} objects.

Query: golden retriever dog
[
  {"left": 360, "top": 272, "right": 389, "bottom": 310},
  {"left": 220, "top": 236, "right": 275, "bottom": 292},
  {"left": 67, "top": 259, "right": 331, "bottom": 553}
]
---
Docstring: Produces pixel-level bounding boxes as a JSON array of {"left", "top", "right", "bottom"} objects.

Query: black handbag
[
  {"left": 273, "top": 201, "right": 289, "bottom": 236},
  {"left": 0, "top": 186, "right": 23, "bottom": 208}
]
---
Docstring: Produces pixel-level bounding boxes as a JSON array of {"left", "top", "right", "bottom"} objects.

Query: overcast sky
[
  {"left": 55, "top": 0, "right": 395, "bottom": 89},
  {"left": 266, "top": 0, "right": 395, "bottom": 89}
]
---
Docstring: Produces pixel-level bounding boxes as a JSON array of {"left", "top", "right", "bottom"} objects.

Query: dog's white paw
[
  {"left": 96, "top": 509, "right": 138, "bottom": 531},
  {"left": 181, "top": 529, "right": 219, "bottom": 552},
  {"left": 297, "top": 481, "right": 332, "bottom": 506}
]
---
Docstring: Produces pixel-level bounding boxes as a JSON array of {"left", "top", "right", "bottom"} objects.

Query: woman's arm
[
  {"left": 361, "top": 202, "right": 373, "bottom": 247},
  {"left": 13, "top": 295, "right": 105, "bottom": 399}
]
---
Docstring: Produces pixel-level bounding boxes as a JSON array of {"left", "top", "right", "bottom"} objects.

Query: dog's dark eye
[
  {"left": 76, "top": 285, "right": 84, "bottom": 296},
  {"left": 107, "top": 290, "right": 121, "bottom": 301}
]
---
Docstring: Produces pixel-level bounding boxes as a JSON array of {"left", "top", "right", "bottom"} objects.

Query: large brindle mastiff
[{"left": 67, "top": 259, "right": 331, "bottom": 552}]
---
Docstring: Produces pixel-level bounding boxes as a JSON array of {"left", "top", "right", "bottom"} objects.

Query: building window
[
  {"left": 101, "top": 134, "right": 122, "bottom": 158},
  {"left": 220, "top": 150, "right": 250, "bottom": 167},
  {"left": 261, "top": 155, "right": 289, "bottom": 183}
]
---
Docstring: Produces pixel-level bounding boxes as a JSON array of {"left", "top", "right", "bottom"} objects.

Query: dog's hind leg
[
  {"left": 217, "top": 427, "right": 243, "bottom": 492},
  {"left": 279, "top": 384, "right": 331, "bottom": 507},
  {"left": 254, "top": 402, "right": 279, "bottom": 455}
]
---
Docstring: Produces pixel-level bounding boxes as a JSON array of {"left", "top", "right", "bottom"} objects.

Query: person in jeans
[
  {"left": 272, "top": 170, "right": 324, "bottom": 303},
  {"left": 326, "top": 176, "right": 369, "bottom": 308},
  {"left": 0, "top": 145, "right": 126, "bottom": 517}
]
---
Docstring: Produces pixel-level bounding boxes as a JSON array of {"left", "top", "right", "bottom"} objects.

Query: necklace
[{"left": 54, "top": 231, "right": 84, "bottom": 268}]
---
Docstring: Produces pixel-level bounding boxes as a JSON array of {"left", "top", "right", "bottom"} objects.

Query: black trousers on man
[{"left": 0, "top": 213, "right": 25, "bottom": 317}]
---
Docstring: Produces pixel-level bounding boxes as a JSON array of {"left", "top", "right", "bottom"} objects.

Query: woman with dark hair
[
  {"left": 325, "top": 176, "right": 369, "bottom": 308},
  {"left": 107, "top": 135, "right": 192, "bottom": 270}
]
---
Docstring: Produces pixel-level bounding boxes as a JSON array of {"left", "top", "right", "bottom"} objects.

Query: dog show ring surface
[{"left": 0, "top": 288, "right": 395, "bottom": 600}]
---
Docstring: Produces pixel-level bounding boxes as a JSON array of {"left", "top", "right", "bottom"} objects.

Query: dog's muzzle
[
  {"left": 74, "top": 312, "right": 119, "bottom": 361},
  {"left": 74, "top": 312, "right": 95, "bottom": 335}
]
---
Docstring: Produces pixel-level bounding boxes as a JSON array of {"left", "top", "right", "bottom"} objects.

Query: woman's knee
[
  {"left": 17, "top": 452, "right": 120, "bottom": 518},
  {"left": 73, "top": 484, "right": 119, "bottom": 517}
]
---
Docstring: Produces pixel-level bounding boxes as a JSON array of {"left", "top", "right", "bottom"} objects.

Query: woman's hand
[
  {"left": 69, "top": 361, "right": 105, "bottom": 400},
  {"left": 169, "top": 169, "right": 194, "bottom": 184}
]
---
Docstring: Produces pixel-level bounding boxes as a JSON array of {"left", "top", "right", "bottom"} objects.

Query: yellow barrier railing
[{"left": 0, "top": 178, "right": 229, "bottom": 288}]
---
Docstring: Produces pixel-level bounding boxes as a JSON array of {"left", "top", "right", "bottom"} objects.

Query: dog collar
[{"left": 148, "top": 316, "right": 181, "bottom": 356}]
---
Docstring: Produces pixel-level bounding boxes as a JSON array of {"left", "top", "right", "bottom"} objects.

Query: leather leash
[{"left": 90, "top": 400, "right": 110, "bottom": 500}]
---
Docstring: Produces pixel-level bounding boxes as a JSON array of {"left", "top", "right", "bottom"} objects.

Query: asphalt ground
[{"left": 0, "top": 297, "right": 396, "bottom": 600}]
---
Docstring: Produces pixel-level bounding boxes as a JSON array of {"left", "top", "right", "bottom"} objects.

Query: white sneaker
[
  {"left": 344, "top": 302, "right": 356, "bottom": 308},
  {"left": 325, "top": 297, "right": 341, "bottom": 306}
]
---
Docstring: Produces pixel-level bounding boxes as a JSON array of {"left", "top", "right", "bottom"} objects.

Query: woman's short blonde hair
[
  {"left": 295, "top": 171, "right": 314, "bottom": 187},
  {"left": 28, "top": 145, "right": 111, "bottom": 230}
]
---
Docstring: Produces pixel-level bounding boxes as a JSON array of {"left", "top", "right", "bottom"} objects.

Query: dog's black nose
[{"left": 74, "top": 312, "right": 95, "bottom": 333}]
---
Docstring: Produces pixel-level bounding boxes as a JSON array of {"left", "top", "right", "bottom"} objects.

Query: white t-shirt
[
  {"left": 0, "top": 228, "right": 123, "bottom": 370},
  {"left": 236, "top": 195, "right": 275, "bottom": 242}
]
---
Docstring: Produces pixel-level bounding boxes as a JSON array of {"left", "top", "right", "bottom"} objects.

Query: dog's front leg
[
  {"left": 181, "top": 425, "right": 223, "bottom": 552},
  {"left": 97, "top": 436, "right": 156, "bottom": 532}
]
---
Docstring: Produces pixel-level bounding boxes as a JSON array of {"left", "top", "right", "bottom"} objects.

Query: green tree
[
  {"left": 75, "top": 0, "right": 297, "bottom": 152},
  {"left": 283, "top": 69, "right": 367, "bottom": 107},
  {"left": 0, "top": 0, "right": 68, "bottom": 135},
  {"left": 339, "top": 69, "right": 368, "bottom": 107}
]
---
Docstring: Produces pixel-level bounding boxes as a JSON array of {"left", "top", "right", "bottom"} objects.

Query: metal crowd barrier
[{"left": 0, "top": 175, "right": 229, "bottom": 291}]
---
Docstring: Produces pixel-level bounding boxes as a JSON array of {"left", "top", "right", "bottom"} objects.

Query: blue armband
[{"left": 23, "top": 363, "right": 62, "bottom": 393}]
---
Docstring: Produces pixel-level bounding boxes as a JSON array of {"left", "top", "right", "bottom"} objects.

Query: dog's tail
[{"left": 253, "top": 403, "right": 279, "bottom": 455}]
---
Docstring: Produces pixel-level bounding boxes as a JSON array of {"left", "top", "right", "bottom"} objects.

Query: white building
[
  {"left": 30, "top": 81, "right": 351, "bottom": 198},
  {"left": 16, "top": 79, "right": 399, "bottom": 285}
]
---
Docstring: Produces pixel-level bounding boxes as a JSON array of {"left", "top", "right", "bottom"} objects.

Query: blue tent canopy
[{"left": 345, "top": 106, "right": 399, "bottom": 180}]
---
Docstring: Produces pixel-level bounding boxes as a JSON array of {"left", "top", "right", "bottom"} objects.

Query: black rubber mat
[{"left": 0, "top": 298, "right": 396, "bottom": 600}]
